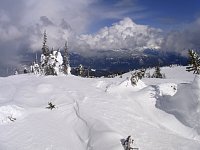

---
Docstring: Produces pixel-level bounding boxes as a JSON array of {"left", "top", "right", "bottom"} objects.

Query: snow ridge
[{"left": 0, "top": 67, "right": 200, "bottom": 150}]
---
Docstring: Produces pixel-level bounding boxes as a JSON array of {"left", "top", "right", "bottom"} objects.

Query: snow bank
[
  {"left": 157, "top": 83, "right": 177, "bottom": 96},
  {"left": 0, "top": 67, "right": 200, "bottom": 150},
  {"left": 157, "top": 75, "right": 200, "bottom": 135},
  {"left": 107, "top": 78, "right": 146, "bottom": 93}
]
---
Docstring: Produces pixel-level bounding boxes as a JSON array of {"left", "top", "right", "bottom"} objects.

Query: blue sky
[
  {"left": 90, "top": 0, "right": 200, "bottom": 31},
  {"left": 136, "top": 0, "right": 200, "bottom": 28}
]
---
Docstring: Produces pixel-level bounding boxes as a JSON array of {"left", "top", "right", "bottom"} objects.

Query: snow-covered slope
[{"left": 0, "top": 66, "right": 200, "bottom": 150}]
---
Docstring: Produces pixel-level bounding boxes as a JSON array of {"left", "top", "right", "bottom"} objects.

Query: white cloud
[
  {"left": 0, "top": 11, "right": 22, "bottom": 42},
  {"left": 0, "top": 10, "right": 10, "bottom": 22},
  {"left": 75, "top": 17, "right": 163, "bottom": 53},
  {"left": 21, "top": 0, "right": 95, "bottom": 33},
  {"left": 0, "top": 0, "right": 150, "bottom": 54},
  {"left": 0, "top": 0, "right": 96, "bottom": 66},
  {"left": 161, "top": 18, "right": 200, "bottom": 55},
  {"left": 0, "top": 25, "right": 22, "bottom": 42},
  {"left": 28, "top": 17, "right": 74, "bottom": 51}
]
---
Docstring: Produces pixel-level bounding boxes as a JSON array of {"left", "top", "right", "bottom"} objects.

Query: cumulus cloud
[{"left": 75, "top": 17, "right": 163, "bottom": 53}]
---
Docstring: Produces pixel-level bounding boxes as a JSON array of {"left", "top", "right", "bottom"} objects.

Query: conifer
[{"left": 186, "top": 50, "right": 200, "bottom": 74}]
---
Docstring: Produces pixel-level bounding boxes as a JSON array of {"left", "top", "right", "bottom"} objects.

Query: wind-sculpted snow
[
  {"left": 106, "top": 78, "right": 146, "bottom": 93},
  {"left": 157, "top": 75, "right": 200, "bottom": 136},
  {"left": 0, "top": 66, "right": 200, "bottom": 150},
  {"left": 0, "top": 75, "right": 123, "bottom": 150},
  {"left": 156, "top": 83, "right": 177, "bottom": 96}
]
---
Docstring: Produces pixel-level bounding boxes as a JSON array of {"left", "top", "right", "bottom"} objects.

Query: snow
[
  {"left": 0, "top": 105, "right": 24, "bottom": 124},
  {"left": 106, "top": 78, "right": 146, "bottom": 93},
  {"left": 0, "top": 66, "right": 200, "bottom": 149},
  {"left": 157, "top": 75, "right": 200, "bottom": 135}
]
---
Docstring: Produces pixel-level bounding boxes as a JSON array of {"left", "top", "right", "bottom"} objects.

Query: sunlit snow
[{"left": 0, "top": 66, "right": 200, "bottom": 150}]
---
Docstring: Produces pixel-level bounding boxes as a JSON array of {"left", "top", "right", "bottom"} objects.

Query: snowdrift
[
  {"left": 106, "top": 78, "right": 146, "bottom": 93},
  {"left": 0, "top": 67, "right": 200, "bottom": 150},
  {"left": 157, "top": 75, "right": 200, "bottom": 135}
]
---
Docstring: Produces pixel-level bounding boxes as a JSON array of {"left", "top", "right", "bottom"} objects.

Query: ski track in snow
[{"left": 0, "top": 66, "right": 200, "bottom": 149}]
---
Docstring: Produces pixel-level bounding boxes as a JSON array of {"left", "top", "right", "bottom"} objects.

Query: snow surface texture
[
  {"left": 157, "top": 75, "right": 200, "bottom": 135},
  {"left": 0, "top": 66, "right": 200, "bottom": 150}
]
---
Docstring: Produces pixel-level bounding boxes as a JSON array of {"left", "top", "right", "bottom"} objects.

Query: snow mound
[
  {"left": 157, "top": 75, "right": 200, "bottom": 134},
  {"left": 107, "top": 79, "right": 146, "bottom": 93},
  {"left": 0, "top": 105, "right": 24, "bottom": 124},
  {"left": 157, "top": 83, "right": 177, "bottom": 96}
]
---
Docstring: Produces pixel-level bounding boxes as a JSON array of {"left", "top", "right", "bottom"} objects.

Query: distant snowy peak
[
  {"left": 76, "top": 17, "right": 163, "bottom": 53},
  {"left": 29, "top": 17, "right": 162, "bottom": 56}
]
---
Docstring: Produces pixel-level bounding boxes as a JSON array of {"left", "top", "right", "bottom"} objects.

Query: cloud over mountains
[
  {"left": 75, "top": 18, "right": 163, "bottom": 53},
  {"left": 162, "top": 19, "right": 200, "bottom": 55},
  {"left": 0, "top": 0, "right": 200, "bottom": 68}
]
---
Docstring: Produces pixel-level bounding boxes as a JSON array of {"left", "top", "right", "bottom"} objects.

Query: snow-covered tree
[
  {"left": 14, "top": 70, "right": 18, "bottom": 75},
  {"left": 78, "top": 64, "right": 84, "bottom": 76},
  {"left": 40, "top": 31, "right": 64, "bottom": 75},
  {"left": 130, "top": 69, "right": 146, "bottom": 86},
  {"left": 130, "top": 74, "right": 139, "bottom": 86},
  {"left": 41, "top": 31, "right": 49, "bottom": 56},
  {"left": 122, "top": 135, "right": 138, "bottom": 150},
  {"left": 63, "top": 41, "right": 71, "bottom": 75},
  {"left": 23, "top": 67, "right": 28, "bottom": 74},
  {"left": 137, "top": 69, "right": 146, "bottom": 79},
  {"left": 186, "top": 50, "right": 200, "bottom": 74},
  {"left": 47, "top": 49, "right": 63, "bottom": 75},
  {"left": 152, "top": 66, "right": 163, "bottom": 78},
  {"left": 40, "top": 31, "right": 51, "bottom": 75},
  {"left": 30, "top": 62, "right": 40, "bottom": 74},
  {"left": 31, "top": 53, "right": 41, "bottom": 75}
]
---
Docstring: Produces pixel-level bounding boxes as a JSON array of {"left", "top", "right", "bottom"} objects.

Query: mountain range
[{"left": 0, "top": 49, "right": 188, "bottom": 77}]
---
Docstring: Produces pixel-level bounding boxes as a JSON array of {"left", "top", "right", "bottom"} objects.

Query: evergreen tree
[
  {"left": 63, "top": 41, "right": 71, "bottom": 75},
  {"left": 78, "top": 64, "right": 84, "bottom": 76},
  {"left": 137, "top": 68, "right": 146, "bottom": 79},
  {"left": 46, "top": 102, "right": 56, "bottom": 110},
  {"left": 130, "top": 74, "right": 139, "bottom": 86},
  {"left": 186, "top": 50, "right": 200, "bottom": 74},
  {"left": 40, "top": 31, "right": 63, "bottom": 76},
  {"left": 41, "top": 31, "right": 49, "bottom": 56},
  {"left": 130, "top": 69, "right": 146, "bottom": 86},
  {"left": 47, "top": 49, "right": 63, "bottom": 75},
  {"left": 122, "top": 136, "right": 136, "bottom": 150},
  {"left": 31, "top": 53, "right": 40, "bottom": 74},
  {"left": 40, "top": 31, "right": 51, "bottom": 75},
  {"left": 152, "top": 66, "right": 163, "bottom": 78}
]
